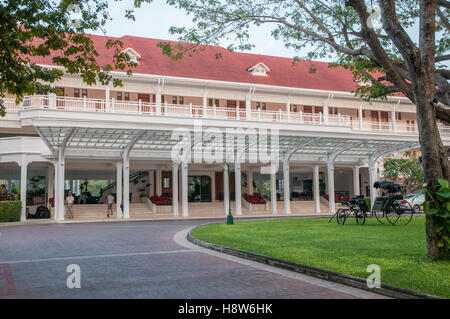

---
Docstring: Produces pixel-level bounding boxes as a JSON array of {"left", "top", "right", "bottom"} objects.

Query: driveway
[{"left": 0, "top": 218, "right": 385, "bottom": 299}]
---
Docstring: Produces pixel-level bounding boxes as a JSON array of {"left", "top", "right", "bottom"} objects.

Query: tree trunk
[
  {"left": 414, "top": 0, "right": 450, "bottom": 260},
  {"left": 376, "top": 0, "right": 449, "bottom": 260},
  {"left": 413, "top": 77, "right": 450, "bottom": 260}
]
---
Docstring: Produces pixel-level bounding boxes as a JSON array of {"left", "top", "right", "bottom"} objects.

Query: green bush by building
[{"left": 0, "top": 201, "right": 21, "bottom": 222}]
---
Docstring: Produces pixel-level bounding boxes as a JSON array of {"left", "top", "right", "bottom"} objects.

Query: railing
[
  {"left": 3, "top": 95, "right": 450, "bottom": 137},
  {"left": 2, "top": 99, "right": 20, "bottom": 110}
]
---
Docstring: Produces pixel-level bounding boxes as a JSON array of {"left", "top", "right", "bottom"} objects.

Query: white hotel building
[{"left": 1, "top": 34, "right": 449, "bottom": 221}]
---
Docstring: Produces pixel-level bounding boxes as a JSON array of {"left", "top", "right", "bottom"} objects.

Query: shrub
[
  {"left": 243, "top": 194, "right": 266, "bottom": 204},
  {"left": 0, "top": 201, "right": 21, "bottom": 222}
]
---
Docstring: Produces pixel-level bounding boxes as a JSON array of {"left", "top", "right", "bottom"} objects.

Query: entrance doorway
[{"left": 188, "top": 176, "right": 211, "bottom": 202}]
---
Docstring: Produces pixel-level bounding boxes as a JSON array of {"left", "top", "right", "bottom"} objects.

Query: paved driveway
[{"left": 0, "top": 218, "right": 385, "bottom": 299}]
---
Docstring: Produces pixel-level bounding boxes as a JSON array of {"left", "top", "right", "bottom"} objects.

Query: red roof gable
[{"left": 29, "top": 33, "right": 366, "bottom": 93}]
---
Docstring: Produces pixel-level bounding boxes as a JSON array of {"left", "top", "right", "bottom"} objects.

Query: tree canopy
[
  {"left": 383, "top": 151, "right": 424, "bottom": 192},
  {"left": 159, "top": 0, "right": 449, "bottom": 123},
  {"left": 0, "top": 0, "right": 151, "bottom": 115}
]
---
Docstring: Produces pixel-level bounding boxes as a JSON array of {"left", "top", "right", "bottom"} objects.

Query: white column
[
  {"left": 313, "top": 165, "right": 320, "bottom": 213},
  {"left": 122, "top": 156, "right": 130, "bottom": 219},
  {"left": 172, "top": 162, "right": 179, "bottom": 216},
  {"left": 358, "top": 102, "right": 363, "bottom": 130},
  {"left": 46, "top": 164, "right": 54, "bottom": 210},
  {"left": 286, "top": 94, "right": 291, "bottom": 122},
  {"left": 156, "top": 88, "right": 162, "bottom": 115},
  {"left": 202, "top": 87, "right": 207, "bottom": 108},
  {"left": 181, "top": 162, "right": 188, "bottom": 217},
  {"left": 55, "top": 153, "right": 65, "bottom": 221},
  {"left": 327, "top": 156, "right": 335, "bottom": 214},
  {"left": 224, "top": 164, "right": 229, "bottom": 216},
  {"left": 353, "top": 165, "right": 360, "bottom": 196},
  {"left": 202, "top": 87, "right": 208, "bottom": 118},
  {"left": 391, "top": 109, "right": 397, "bottom": 133},
  {"left": 234, "top": 161, "right": 242, "bottom": 215},
  {"left": 19, "top": 160, "right": 28, "bottom": 221},
  {"left": 115, "top": 161, "right": 123, "bottom": 218},
  {"left": 323, "top": 104, "right": 329, "bottom": 125},
  {"left": 53, "top": 161, "right": 59, "bottom": 221},
  {"left": 368, "top": 161, "right": 377, "bottom": 209},
  {"left": 105, "top": 86, "right": 110, "bottom": 111},
  {"left": 245, "top": 95, "right": 251, "bottom": 120},
  {"left": 270, "top": 172, "right": 277, "bottom": 214},
  {"left": 49, "top": 93, "right": 57, "bottom": 109},
  {"left": 283, "top": 158, "right": 290, "bottom": 215}
]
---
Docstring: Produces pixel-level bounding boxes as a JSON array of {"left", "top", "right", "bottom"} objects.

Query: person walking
[
  {"left": 106, "top": 192, "right": 115, "bottom": 218},
  {"left": 65, "top": 191, "right": 75, "bottom": 219}
]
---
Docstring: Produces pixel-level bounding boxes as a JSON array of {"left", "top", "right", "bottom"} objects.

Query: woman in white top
[{"left": 65, "top": 191, "right": 75, "bottom": 219}]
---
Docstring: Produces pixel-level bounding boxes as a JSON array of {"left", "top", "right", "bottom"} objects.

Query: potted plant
[
  {"left": 243, "top": 194, "right": 268, "bottom": 211},
  {"left": 149, "top": 195, "right": 173, "bottom": 213}
]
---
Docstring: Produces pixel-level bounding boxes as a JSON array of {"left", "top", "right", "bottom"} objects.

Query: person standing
[
  {"left": 0, "top": 184, "right": 7, "bottom": 201},
  {"left": 106, "top": 193, "right": 115, "bottom": 218},
  {"left": 65, "top": 191, "right": 75, "bottom": 219}
]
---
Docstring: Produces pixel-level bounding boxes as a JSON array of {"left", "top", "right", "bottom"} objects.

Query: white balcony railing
[{"left": 3, "top": 95, "right": 450, "bottom": 138}]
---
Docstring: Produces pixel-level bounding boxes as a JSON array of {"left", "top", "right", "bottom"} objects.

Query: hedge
[{"left": 0, "top": 201, "right": 21, "bottom": 222}]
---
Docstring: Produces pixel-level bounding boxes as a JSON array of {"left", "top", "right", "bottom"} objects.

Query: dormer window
[
  {"left": 121, "top": 47, "right": 142, "bottom": 64},
  {"left": 247, "top": 62, "right": 270, "bottom": 76},
  {"left": 354, "top": 77, "right": 372, "bottom": 87}
]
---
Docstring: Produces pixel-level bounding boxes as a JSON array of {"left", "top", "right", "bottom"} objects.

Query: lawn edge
[{"left": 187, "top": 222, "right": 443, "bottom": 300}]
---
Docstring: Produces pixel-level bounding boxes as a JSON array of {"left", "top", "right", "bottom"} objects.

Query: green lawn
[{"left": 192, "top": 217, "right": 449, "bottom": 298}]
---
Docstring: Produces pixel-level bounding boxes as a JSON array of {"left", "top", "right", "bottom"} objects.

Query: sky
[
  {"left": 89, "top": 0, "right": 446, "bottom": 67},
  {"left": 89, "top": 0, "right": 313, "bottom": 60}
]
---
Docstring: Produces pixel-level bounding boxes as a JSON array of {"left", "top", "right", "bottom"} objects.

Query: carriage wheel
[
  {"left": 336, "top": 209, "right": 348, "bottom": 225},
  {"left": 373, "top": 211, "right": 386, "bottom": 224},
  {"left": 355, "top": 211, "right": 366, "bottom": 225},
  {"left": 386, "top": 201, "right": 414, "bottom": 225}
]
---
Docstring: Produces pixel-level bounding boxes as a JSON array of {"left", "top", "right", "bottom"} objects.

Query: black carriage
[
  {"left": 371, "top": 180, "right": 414, "bottom": 225},
  {"left": 329, "top": 180, "right": 414, "bottom": 226}
]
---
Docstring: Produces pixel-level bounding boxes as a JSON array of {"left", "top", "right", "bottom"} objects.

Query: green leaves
[
  {"left": 0, "top": 0, "right": 153, "bottom": 116},
  {"left": 421, "top": 177, "right": 450, "bottom": 255},
  {"left": 438, "top": 178, "right": 449, "bottom": 189},
  {"left": 383, "top": 153, "right": 424, "bottom": 192}
]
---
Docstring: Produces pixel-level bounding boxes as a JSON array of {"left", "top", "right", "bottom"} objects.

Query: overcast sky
[
  {"left": 90, "top": 0, "right": 444, "bottom": 67},
  {"left": 90, "top": 0, "right": 317, "bottom": 60}
]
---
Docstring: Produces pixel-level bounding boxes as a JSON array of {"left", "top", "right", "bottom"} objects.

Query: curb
[
  {"left": 187, "top": 225, "right": 442, "bottom": 300},
  {"left": 0, "top": 220, "right": 58, "bottom": 227},
  {"left": 0, "top": 214, "right": 332, "bottom": 227}
]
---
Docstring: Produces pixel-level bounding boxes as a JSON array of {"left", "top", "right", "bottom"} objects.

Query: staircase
[
  {"left": 70, "top": 203, "right": 153, "bottom": 221},
  {"left": 67, "top": 200, "right": 330, "bottom": 221},
  {"left": 99, "top": 171, "right": 149, "bottom": 200}
]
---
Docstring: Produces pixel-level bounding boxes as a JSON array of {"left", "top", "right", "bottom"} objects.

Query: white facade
[{"left": 1, "top": 58, "right": 450, "bottom": 221}]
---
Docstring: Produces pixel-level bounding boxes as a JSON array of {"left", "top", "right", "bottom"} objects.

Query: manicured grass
[{"left": 192, "top": 217, "right": 449, "bottom": 298}]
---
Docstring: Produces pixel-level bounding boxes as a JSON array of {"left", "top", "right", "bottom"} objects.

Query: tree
[
  {"left": 383, "top": 151, "right": 424, "bottom": 192},
  {"left": 0, "top": 0, "right": 151, "bottom": 116},
  {"left": 160, "top": 0, "right": 449, "bottom": 259}
]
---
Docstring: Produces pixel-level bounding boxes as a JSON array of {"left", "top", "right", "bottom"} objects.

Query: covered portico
[{"left": 31, "top": 122, "right": 420, "bottom": 221}]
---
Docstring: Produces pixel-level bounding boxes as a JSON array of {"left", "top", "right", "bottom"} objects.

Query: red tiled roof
[{"left": 28, "top": 33, "right": 368, "bottom": 93}]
